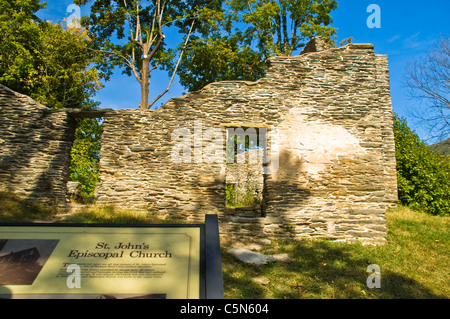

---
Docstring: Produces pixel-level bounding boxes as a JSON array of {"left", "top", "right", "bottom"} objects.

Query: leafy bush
[
  {"left": 393, "top": 115, "right": 450, "bottom": 215},
  {"left": 69, "top": 118, "right": 102, "bottom": 198},
  {"left": 225, "top": 183, "right": 262, "bottom": 208}
]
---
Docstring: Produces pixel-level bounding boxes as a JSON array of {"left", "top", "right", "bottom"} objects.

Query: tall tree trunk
[
  {"left": 276, "top": 13, "right": 282, "bottom": 53},
  {"left": 140, "top": 57, "right": 150, "bottom": 110},
  {"left": 281, "top": 3, "right": 288, "bottom": 55}
]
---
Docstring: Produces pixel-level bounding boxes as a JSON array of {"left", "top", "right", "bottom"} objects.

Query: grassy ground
[
  {"left": 0, "top": 192, "right": 448, "bottom": 298},
  {"left": 57, "top": 205, "right": 182, "bottom": 224},
  {"left": 0, "top": 192, "right": 181, "bottom": 224},
  {"left": 222, "top": 206, "right": 449, "bottom": 299},
  {"left": 0, "top": 192, "right": 58, "bottom": 223}
]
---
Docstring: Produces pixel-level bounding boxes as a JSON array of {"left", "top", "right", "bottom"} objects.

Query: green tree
[
  {"left": 0, "top": 0, "right": 104, "bottom": 198},
  {"left": 175, "top": 0, "right": 338, "bottom": 92},
  {"left": 75, "top": 0, "right": 218, "bottom": 109},
  {"left": 0, "top": 1, "right": 103, "bottom": 109},
  {"left": 0, "top": 0, "right": 45, "bottom": 94},
  {"left": 394, "top": 114, "right": 450, "bottom": 216}
]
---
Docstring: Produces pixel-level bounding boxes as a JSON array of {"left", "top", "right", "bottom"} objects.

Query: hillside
[{"left": 429, "top": 138, "right": 450, "bottom": 155}]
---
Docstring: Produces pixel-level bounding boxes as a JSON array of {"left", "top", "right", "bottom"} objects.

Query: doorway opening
[
  {"left": 67, "top": 112, "right": 104, "bottom": 204},
  {"left": 225, "top": 126, "right": 267, "bottom": 215}
]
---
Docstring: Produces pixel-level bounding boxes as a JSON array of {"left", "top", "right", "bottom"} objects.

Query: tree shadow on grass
[
  {"left": 381, "top": 272, "right": 445, "bottom": 299},
  {"left": 222, "top": 240, "right": 447, "bottom": 299},
  {"left": 0, "top": 192, "right": 57, "bottom": 223},
  {"left": 222, "top": 250, "right": 268, "bottom": 299}
]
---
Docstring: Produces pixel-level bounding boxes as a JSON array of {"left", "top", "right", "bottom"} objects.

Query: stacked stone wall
[
  {"left": 96, "top": 41, "right": 398, "bottom": 244},
  {"left": 0, "top": 84, "right": 76, "bottom": 205},
  {"left": 0, "top": 38, "right": 397, "bottom": 244}
]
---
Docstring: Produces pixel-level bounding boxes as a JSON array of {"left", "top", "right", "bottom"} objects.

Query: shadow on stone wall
[
  {"left": 0, "top": 113, "right": 49, "bottom": 200},
  {"left": 189, "top": 169, "right": 226, "bottom": 220},
  {"left": 263, "top": 149, "right": 312, "bottom": 236},
  {"left": 215, "top": 149, "right": 312, "bottom": 238},
  {"left": 0, "top": 111, "right": 76, "bottom": 206},
  {"left": 29, "top": 114, "right": 76, "bottom": 206}
]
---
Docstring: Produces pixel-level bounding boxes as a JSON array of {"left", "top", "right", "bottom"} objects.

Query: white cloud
[
  {"left": 403, "top": 32, "right": 422, "bottom": 49},
  {"left": 387, "top": 34, "right": 401, "bottom": 43}
]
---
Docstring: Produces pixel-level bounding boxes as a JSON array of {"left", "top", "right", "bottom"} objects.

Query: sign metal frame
[{"left": 0, "top": 214, "right": 223, "bottom": 299}]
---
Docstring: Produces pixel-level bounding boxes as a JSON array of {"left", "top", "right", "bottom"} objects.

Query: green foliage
[
  {"left": 429, "top": 138, "right": 450, "bottom": 155},
  {"left": 225, "top": 183, "right": 262, "bottom": 208},
  {"left": 70, "top": 119, "right": 103, "bottom": 198},
  {"left": 29, "top": 24, "right": 103, "bottom": 110},
  {"left": 176, "top": 0, "right": 338, "bottom": 92},
  {"left": 393, "top": 114, "right": 450, "bottom": 215},
  {"left": 225, "top": 184, "right": 235, "bottom": 207},
  {"left": 0, "top": 0, "right": 104, "bottom": 197},
  {"left": 177, "top": 35, "right": 266, "bottom": 92},
  {"left": 0, "top": 0, "right": 45, "bottom": 92},
  {"left": 74, "top": 0, "right": 220, "bottom": 107},
  {"left": 0, "top": 0, "right": 103, "bottom": 109}
]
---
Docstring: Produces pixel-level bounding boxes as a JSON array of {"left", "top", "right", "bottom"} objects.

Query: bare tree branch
[
  {"left": 148, "top": 0, "right": 157, "bottom": 45},
  {"left": 146, "top": 0, "right": 165, "bottom": 60},
  {"left": 136, "top": 1, "right": 142, "bottom": 45},
  {"left": 148, "top": 18, "right": 195, "bottom": 108},
  {"left": 406, "top": 37, "right": 450, "bottom": 142},
  {"left": 149, "top": 65, "right": 158, "bottom": 73},
  {"left": 129, "top": 55, "right": 141, "bottom": 83}
]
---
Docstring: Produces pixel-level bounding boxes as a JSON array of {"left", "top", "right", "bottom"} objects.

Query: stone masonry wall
[
  {"left": 0, "top": 84, "right": 76, "bottom": 205},
  {"left": 0, "top": 38, "right": 397, "bottom": 244},
  {"left": 96, "top": 39, "right": 398, "bottom": 244}
]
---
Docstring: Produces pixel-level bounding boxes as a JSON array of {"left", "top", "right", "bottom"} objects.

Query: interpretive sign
[{"left": 0, "top": 215, "right": 223, "bottom": 299}]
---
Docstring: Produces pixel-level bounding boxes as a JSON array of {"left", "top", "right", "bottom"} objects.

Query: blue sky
[{"left": 37, "top": 0, "right": 450, "bottom": 142}]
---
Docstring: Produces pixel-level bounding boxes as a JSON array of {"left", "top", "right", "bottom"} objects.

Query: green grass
[
  {"left": 0, "top": 192, "right": 59, "bottom": 222},
  {"left": 222, "top": 206, "right": 449, "bottom": 299},
  {"left": 59, "top": 205, "right": 182, "bottom": 224},
  {"left": 0, "top": 191, "right": 179, "bottom": 224},
  {"left": 225, "top": 183, "right": 262, "bottom": 208},
  {"left": 0, "top": 192, "right": 448, "bottom": 298}
]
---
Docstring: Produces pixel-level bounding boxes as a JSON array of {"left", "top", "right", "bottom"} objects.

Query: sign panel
[{"left": 0, "top": 224, "right": 203, "bottom": 299}]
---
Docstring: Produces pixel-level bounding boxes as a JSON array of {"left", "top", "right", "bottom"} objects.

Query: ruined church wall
[
  {"left": 0, "top": 41, "right": 398, "bottom": 244},
  {"left": 0, "top": 85, "right": 76, "bottom": 205},
  {"left": 97, "top": 43, "right": 398, "bottom": 244}
]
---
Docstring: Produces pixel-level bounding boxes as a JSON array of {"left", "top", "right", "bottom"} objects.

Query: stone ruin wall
[
  {"left": 0, "top": 84, "right": 76, "bottom": 205},
  {"left": 0, "top": 39, "right": 398, "bottom": 244},
  {"left": 96, "top": 41, "right": 398, "bottom": 244}
]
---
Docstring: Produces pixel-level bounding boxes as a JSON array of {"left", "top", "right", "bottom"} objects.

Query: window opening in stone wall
[
  {"left": 225, "top": 127, "right": 266, "bottom": 214},
  {"left": 67, "top": 117, "right": 103, "bottom": 204}
]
